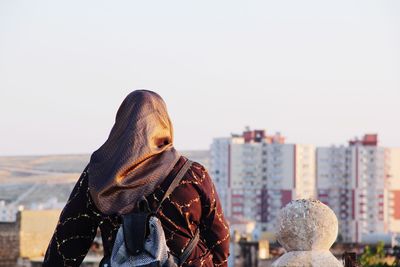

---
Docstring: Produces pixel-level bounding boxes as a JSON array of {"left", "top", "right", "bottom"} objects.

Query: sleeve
[
  {"left": 43, "top": 168, "right": 101, "bottom": 267},
  {"left": 199, "top": 169, "right": 230, "bottom": 267}
]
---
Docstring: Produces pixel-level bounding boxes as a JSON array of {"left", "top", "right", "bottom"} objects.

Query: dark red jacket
[{"left": 43, "top": 157, "right": 230, "bottom": 266}]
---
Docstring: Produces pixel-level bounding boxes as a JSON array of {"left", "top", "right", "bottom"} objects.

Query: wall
[
  {"left": 19, "top": 210, "right": 60, "bottom": 259},
  {"left": 0, "top": 221, "right": 19, "bottom": 267}
]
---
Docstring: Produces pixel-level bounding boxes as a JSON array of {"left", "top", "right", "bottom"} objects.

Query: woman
[{"left": 43, "top": 90, "right": 230, "bottom": 267}]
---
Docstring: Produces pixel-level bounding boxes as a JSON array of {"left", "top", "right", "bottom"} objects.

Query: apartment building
[
  {"left": 317, "top": 134, "right": 400, "bottom": 243},
  {"left": 211, "top": 129, "right": 315, "bottom": 232}
]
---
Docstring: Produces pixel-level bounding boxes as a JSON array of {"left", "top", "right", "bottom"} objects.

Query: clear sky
[{"left": 0, "top": 0, "right": 399, "bottom": 156}]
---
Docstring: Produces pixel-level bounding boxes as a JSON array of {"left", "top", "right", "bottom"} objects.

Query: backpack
[{"left": 100, "top": 159, "right": 199, "bottom": 267}]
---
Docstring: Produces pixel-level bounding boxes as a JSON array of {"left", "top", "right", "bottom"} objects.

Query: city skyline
[
  {"left": 211, "top": 129, "right": 400, "bottom": 244},
  {"left": 1, "top": 1, "right": 399, "bottom": 156}
]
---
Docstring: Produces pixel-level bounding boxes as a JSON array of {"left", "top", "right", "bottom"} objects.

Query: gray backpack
[{"left": 101, "top": 160, "right": 199, "bottom": 267}]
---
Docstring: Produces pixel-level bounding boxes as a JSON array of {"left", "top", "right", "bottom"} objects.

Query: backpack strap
[
  {"left": 177, "top": 227, "right": 200, "bottom": 266},
  {"left": 155, "top": 159, "right": 200, "bottom": 266},
  {"left": 155, "top": 159, "right": 193, "bottom": 212}
]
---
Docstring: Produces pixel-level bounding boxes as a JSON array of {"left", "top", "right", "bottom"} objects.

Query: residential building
[
  {"left": 211, "top": 129, "right": 315, "bottom": 232},
  {"left": 317, "top": 134, "right": 400, "bottom": 242}
]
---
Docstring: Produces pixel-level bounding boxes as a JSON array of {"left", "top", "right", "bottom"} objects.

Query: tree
[{"left": 358, "top": 242, "right": 394, "bottom": 267}]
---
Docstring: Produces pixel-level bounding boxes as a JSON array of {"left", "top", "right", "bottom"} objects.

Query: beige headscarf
[{"left": 88, "top": 90, "right": 180, "bottom": 215}]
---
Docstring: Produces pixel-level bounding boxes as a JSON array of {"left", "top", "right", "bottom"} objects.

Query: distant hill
[{"left": 0, "top": 150, "right": 210, "bottom": 206}]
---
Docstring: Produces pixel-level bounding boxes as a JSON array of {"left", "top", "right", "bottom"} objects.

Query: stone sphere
[{"left": 276, "top": 199, "right": 338, "bottom": 251}]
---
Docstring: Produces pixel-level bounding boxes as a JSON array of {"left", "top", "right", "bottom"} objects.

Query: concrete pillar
[{"left": 272, "top": 199, "right": 343, "bottom": 267}]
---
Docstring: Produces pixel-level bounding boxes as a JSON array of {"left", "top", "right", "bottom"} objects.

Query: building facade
[
  {"left": 317, "top": 134, "right": 400, "bottom": 243},
  {"left": 0, "top": 201, "right": 18, "bottom": 222},
  {"left": 211, "top": 129, "right": 315, "bottom": 232}
]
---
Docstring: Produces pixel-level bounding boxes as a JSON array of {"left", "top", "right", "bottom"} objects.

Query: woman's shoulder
[
  {"left": 189, "top": 160, "right": 207, "bottom": 173},
  {"left": 181, "top": 159, "right": 212, "bottom": 186}
]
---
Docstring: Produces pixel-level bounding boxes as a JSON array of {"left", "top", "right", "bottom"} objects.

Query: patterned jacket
[{"left": 43, "top": 157, "right": 230, "bottom": 266}]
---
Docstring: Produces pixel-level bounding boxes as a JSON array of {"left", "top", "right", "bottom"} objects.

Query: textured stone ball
[{"left": 276, "top": 199, "right": 338, "bottom": 251}]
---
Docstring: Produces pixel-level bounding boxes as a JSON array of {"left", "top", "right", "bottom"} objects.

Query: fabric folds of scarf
[{"left": 88, "top": 90, "right": 180, "bottom": 215}]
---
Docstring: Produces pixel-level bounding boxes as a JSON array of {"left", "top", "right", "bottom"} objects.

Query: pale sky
[{"left": 0, "top": 0, "right": 399, "bottom": 156}]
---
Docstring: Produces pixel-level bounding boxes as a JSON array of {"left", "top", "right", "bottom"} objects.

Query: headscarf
[{"left": 88, "top": 90, "right": 180, "bottom": 215}]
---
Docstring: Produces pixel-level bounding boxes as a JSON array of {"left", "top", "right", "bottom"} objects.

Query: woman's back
[
  {"left": 147, "top": 157, "right": 229, "bottom": 266},
  {"left": 43, "top": 157, "right": 229, "bottom": 266}
]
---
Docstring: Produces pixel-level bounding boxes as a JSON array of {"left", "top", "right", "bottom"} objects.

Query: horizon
[{"left": 0, "top": 131, "right": 396, "bottom": 157}]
